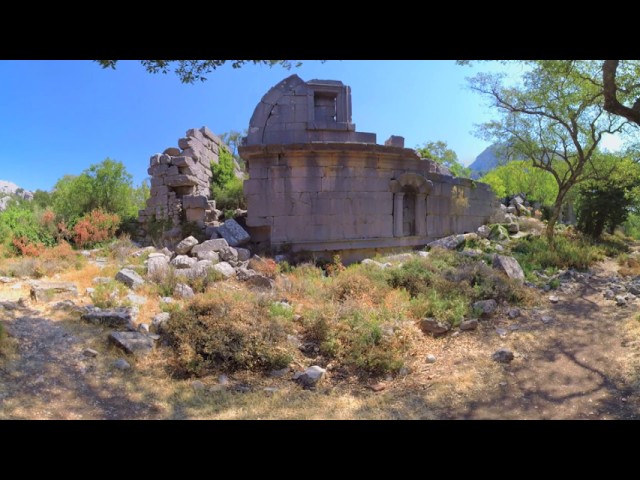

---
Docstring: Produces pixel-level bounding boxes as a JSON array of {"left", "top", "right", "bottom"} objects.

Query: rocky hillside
[
  {"left": 468, "top": 144, "right": 504, "bottom": 179},
  {"left": 0, "top": 180, "right": 33, "bottom": 211}
]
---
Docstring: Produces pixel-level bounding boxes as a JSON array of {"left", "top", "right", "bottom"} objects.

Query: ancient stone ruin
[
  {"left": 137, "top": 127, "right": 224, "bottom": 242},
  {"left": 238, "top": 75, "right": 499, "bottom": 261}
]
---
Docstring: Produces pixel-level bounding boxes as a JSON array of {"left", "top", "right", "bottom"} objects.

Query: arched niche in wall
[{"left": 389, "top": 173, "right": 433, "bottom": 237}]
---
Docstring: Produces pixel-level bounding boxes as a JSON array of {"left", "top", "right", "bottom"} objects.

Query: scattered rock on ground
[
  {"left": 175, "top": 236, "right": 199, "bottom": 255},
  {"left": 508, "top": 308, "right": 521, "bottom": 319},
  {"left": 113, "top": 358, "right": 131, "bottom": 370},
  {"left": 30, "top": 281, "right": 78, "bottom": 302},
  {"left": 82, "top": 308, "right": 135, "bottom": 329},
  {"left": 245, "top": 274, "right": 275, "bottom": 290},
  {"left": 170, "top": 255, "right": 197, "bottom": 269},
  {"left": 472, "top": 299, "right": 498, "bottom": 317},
  {"left": 492, "top": 348, "right": 514, "bottom": 363},
  {"left": 549, "top": 295, "right": 560, "bottom": 303},
  {"left": 83, "top": 348, "right": 99, "bottom": 358},
  {"left": 493, "top": 255, "right": 525, "bottom": 282},
  {"left": 294, "top": 366, "right": 326, "bottom": 388},
  {"left": 477, "top": 225, "right": 491, "bottom": 238},
  {"left": 428, "top": 234, "right": 465, "bottom": 251},
  {"left": 459, "top": 319, "right": 479, "bottom": 331},
  {"left": 419, "top": 317, "right": 451, "bottom": 335},
  {"left": 115, "top": 268, "right": 145, "bottom": 289},
  {"left": 616, "top": 295, "right": 627, "bottom": 306},
  {"left": 426, "top": 354, "right": 437, "bottom": 364},
  {"left": 108, "top": 331, "right": 154, "bottom": 357}
]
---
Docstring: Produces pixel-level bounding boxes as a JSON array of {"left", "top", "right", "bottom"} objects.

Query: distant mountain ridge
[
  {"left": 0, "top": 180, "right": 33, "bottom": 211},
  {"left": 468, "top": 144, "right": 505, "bottom": 179}
]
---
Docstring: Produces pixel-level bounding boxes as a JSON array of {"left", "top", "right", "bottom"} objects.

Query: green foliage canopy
[{"left": 416, "top": 141, "right": 471, "bottom": 178}]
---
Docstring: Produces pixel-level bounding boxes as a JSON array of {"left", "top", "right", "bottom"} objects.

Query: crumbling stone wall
[
  {"left": 137, "top": 127, "right": 224, "bottom": 241},
  {"left": 239, "top": 75, "right": 499, "bottom": 258}
]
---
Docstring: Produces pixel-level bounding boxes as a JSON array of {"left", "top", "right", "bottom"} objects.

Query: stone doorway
[{"left": 402, "top": 186, "right": 417, "bottom": 236}]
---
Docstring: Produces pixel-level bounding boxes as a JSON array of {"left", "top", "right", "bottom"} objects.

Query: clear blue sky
[{"left": 0, "top": 60, "right": 522, "bottom": 191}]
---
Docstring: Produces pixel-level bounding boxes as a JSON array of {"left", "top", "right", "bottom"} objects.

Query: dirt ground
[{"left": 1, "top": 255, "right": 639, "bottom": 420}]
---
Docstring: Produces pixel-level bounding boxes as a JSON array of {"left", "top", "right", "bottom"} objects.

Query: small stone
[
  {"left": 540, "top": 315, "right": 554, "bottom": 324},
  {"left": 472, "top": 299, "right": 498, "bottom": 317},
  {"left": 83, "top": 348, "right": 99, "bottom": 358},
  {"left": 294, "top": 365, "right": 326, "bottom": 388},
  {"left": 419, "top": 318, "right": 450, "bottom": 335},
  {"left": 113, "top": 358, "right": 131, "bottom": 370},
  {"left": 459, "top": 319, "right": 478, "bottom": 331},
  {"left": 507, "top": 308, "right": 521, "bottom": 319},
  {"left": 495, "top": 328, "right": 508, "bottom": 338},
  {"left": 369, "top": 383, "right": 386, "bottom": 392},
  {"left": 425, "top": 354, "right": 437, "bottom": 364},
  {"left": 138, "top": 323, "right": 150, "bottom": 334},
  {"left": 492, "top": 255, "right": 525, "bottom": 282},
  {"left": 548, "top": 295, "right": 560, "bottom": 303},
  {"left": 218, "top": 374, "right": 230, "bottom": 385},
  {"left": 492, "top": 348, "right": 514, "bottom": 363},
  {"left": 236, "top": 248, "right": 251, "bottom": 262},
  {"left": 270, "top": 367, "right": 290, "bottom": 378},
  {"left": 615, "top": 295, "right": 627, "bottom": 306}
]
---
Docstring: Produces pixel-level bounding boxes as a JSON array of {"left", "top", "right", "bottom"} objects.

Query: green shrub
[
  {"left": 512, "top": 233, "right": 604, "bottom": 272},
  {"left": 91, "top": 281, "right": 130, "bottom": 309}
]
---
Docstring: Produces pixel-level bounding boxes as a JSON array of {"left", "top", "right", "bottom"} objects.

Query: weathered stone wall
[
  {"left": 239, "top": 75, "right": 499, "bottom": 257},
  {"left": 241, "top": 143, "right": 497, "bottom": 252},
  {"left": 137, "top": 127, "right": 224, "bottom": 240}
]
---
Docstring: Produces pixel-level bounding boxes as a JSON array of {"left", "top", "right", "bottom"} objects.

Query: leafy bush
[
  {"left": 165, "top": 290, "right": 293, "bottom": 375},
  {"left": 512, "top": 233, "right": 604, "bottom": 272},
  {"left": 72, "top": 209, "right": 120, "bottom": 248},
  {"left": 211, "top": 146, "right": 246, "bottom": 216},
  {"left": 90, "top": 280, "right": 130, "bottom": 309}
]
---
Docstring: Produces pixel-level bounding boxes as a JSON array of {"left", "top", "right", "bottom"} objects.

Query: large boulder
[
  {"left": 115, "top": 268, "right": 145, "bottom": 289},
  {"left": 30, "top": 281, "right": 78, "bottom": 302},
  {"left": 170, "top": 255, "right": 197, "bottom": 269},
  {"left": 216, "top": 219, "right": 251, "bottom": 247},
  {"left": 218, "top": 246, "right": 239, "bottom": 263},
  {"left": 175, "top": 236, "right": 199, "bottom": 255},
  {"left": 213, "top": 262, "right": 236, "bottom": 279},
  {"left": 477, "top": 225, "right": 491, "bottom": 239},
  {"left": 493, "top": 255, "right": 525, "bottom": 282},
  {"left": 147, "top": 255, "right": 170, "bottom": 277},
  {"left": 191, "top": 238, "right": 229, "bottom": 255}
]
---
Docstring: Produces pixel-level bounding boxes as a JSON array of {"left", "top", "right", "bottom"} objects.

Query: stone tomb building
[{"left": 238, "top": 75, "right": 498, "bottom": 259}]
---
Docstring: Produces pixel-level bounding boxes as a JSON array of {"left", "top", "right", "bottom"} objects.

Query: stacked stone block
[{"left": 137, "top": 127, "right": 223, "bottom": 240}]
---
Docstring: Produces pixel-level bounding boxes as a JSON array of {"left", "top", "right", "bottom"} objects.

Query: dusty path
[
  {"left": 438, "top": 257, "right": 640, "bottom": 419},
  {"left": 0, "top": 255, "right": 639, "bottom": 420},
  {"left": 0, "top": 304, "right": 156, "bottom": 419}
]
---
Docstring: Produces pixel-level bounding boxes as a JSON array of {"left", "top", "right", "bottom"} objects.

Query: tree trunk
[
  {"left": 546, "top": 200, "right": 562, "bottom": 243},
  {"left": 547, "top": 187, "right": 571, "bottom": 244}
]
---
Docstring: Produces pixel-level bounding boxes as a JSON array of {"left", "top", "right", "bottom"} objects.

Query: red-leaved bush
[
  {"left": 72, "top": 209, "right": 120, "bottom": 248},
  {"left": 12, "top": 236, "right": 43, "bottom": 257}
]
